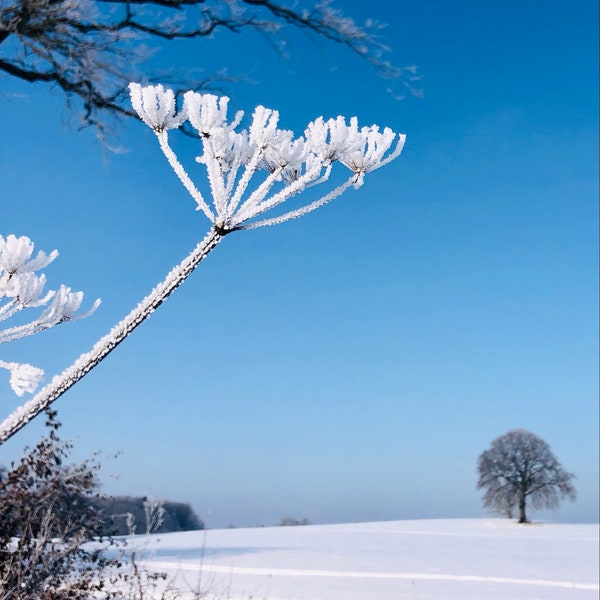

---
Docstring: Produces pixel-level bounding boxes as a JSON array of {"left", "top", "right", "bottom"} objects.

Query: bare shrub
[{"left": 0, "top": 410, "right": 126, "bottom": 599}]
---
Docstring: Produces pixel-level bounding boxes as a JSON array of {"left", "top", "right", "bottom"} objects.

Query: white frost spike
[
  {"left": 0, "top": 360, "right": 44, "bottom": 397},
  {"left": 198, "top": 128, "right": 248, "bottom": 174},
  {"left": 129, "top": 83, "right": 187, "bottom": 132}
]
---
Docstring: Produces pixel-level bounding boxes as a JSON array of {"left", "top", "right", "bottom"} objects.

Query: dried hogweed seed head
[
  {"left": 0, "top": 234, "right": 58, "bottom": 276},
  {"left": 184, "top": 91, "right": 243, "bottom": 137},
  {"left": 129, "top": 83, "right": 187, "bottom": 132},
  {"left": 130, "top": 83, "right": 406, "bottom": 230},
  {"left": 0, "top": 361, "right": 45, "bottom": 397}
]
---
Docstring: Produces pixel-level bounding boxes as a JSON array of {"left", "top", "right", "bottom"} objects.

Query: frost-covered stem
[
  {"left": 233, "top": 165, "right": 285, "bottom": 219},
  {"left": 0, "top": 322, "right": 50, "bottom": 344},
  {"left": 0, "top": 227, "right": 225, "bottom": 445},
  {"left": 0, "top": 299, "right": 20, "bottom": 320},
  {"left": 202, "top": 138, "right": 228, "bottom": 217},
  {"left": 226, "top": 144, "right": 269, "bottom": 218},
  {"left": 242, "top": 172, "right": 358, "bottom": 230},
  {"left": 157, "top": 132, "right": 215, "bottom": 222},
  {"left": 232, "top": 164, "right": 322, "bottom": 227}
]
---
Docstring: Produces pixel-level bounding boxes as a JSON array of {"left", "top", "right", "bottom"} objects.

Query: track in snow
[{"left": 144, "top": 561, "right": 599, "bottom": 592}]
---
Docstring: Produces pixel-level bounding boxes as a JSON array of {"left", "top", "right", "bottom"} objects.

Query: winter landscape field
[{"left": 124, "top": 518, "right": 599, "bottom": 600}]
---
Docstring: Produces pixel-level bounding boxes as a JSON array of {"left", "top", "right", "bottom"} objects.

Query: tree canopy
[{"left": 477, "top": 428, "right": 576, "bottom": 523}]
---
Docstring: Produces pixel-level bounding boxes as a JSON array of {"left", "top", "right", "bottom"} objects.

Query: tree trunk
[{"left": 518, "top": 493, "right": 528, "bottom": 523}]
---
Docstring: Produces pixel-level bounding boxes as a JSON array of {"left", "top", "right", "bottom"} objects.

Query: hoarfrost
[
  {"left": 0, "top": 86, "right": 405, "bottom": 444},
  {"left": 0, "top": 234, "right": 100, "bottom": 398}
]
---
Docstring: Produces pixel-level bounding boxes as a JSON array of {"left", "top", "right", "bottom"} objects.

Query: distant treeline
[{"left": 91, "top": 495, "right": 204, "bottom": 535}]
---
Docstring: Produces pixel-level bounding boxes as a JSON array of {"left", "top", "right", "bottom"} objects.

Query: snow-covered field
[{"left": 126, "top": 518, "right": 599, "bottom": 599}]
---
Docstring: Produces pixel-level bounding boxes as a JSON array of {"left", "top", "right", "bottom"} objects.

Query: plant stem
[{"left": 0, "top": 227, "right": 225, "bottom": 445}]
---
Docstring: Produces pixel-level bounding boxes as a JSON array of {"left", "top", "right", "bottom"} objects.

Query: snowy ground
[{"left": 126, "top": 518, "right": 599, "bottom": 600}]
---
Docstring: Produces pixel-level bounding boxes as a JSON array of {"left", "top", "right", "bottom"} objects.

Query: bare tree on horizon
[{"left": 477, "top": 428, "right": 576, "bottom": 523}]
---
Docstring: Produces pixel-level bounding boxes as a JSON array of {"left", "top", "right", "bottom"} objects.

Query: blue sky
[{"left": 1, "top": 0, "right": 598, "bottom": 528}]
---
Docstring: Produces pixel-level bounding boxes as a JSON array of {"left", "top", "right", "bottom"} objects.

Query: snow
[{"left": 125, "top": 518, "right": 599, "bottom": 599}]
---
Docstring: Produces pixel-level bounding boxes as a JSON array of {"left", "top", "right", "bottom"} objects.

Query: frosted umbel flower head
[
  {"left": 129, "top": 83, "right": 187, "bottom": 132},
  {"left": 0, "top": 234, "right": 100, "bottom": 398},
  {"left": 128, "top": 83, "right": 406, "bottom": 231},
  {"left": 0, "top": 361, "right": 44, "bottom": 397}
]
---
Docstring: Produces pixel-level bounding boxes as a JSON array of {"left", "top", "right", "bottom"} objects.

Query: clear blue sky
[{"left": 1, "top": 0, "right": 598, "bottom": 528}]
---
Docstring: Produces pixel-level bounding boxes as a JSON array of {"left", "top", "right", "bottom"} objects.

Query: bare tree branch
[{"left": 0, "top": 0, "right": 419, "bottom": 138}]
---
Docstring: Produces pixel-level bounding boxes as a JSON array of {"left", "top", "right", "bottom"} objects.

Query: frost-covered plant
[
  {"left": 130, "top": 83, "right": 405, "bottom": 231},
  {"left": 0, "top": 234, "right": 100, "bottom": 397},
  {"left": 0, "top": 410, "right": 128, "bottom": 599},
  {"left": 126, "top": 512, "right": 137, "bottom": 536},
  {"left": 0, "top": 84, "right": 405, "bottom": 444},
  {"left": 143, "top": 496, "right": 166, "bottom": 535}
]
